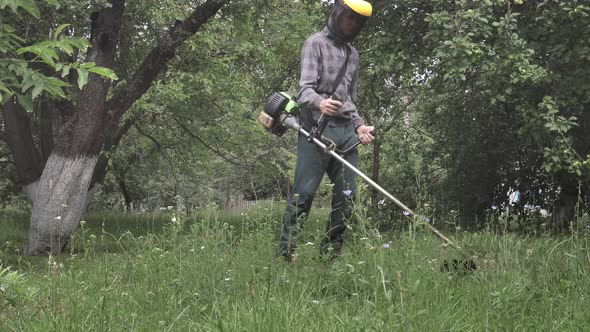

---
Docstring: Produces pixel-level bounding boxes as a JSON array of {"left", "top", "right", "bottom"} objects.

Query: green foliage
[
  {"left": 1, "top": 0, "right": 588, "bottom": 227},
  {"left": 362, "top": 0, "right": 590, "bottom": 223},
  {"left": 0, "top": 264, "right": 37, "bottom": 310},
  {"left": 0, "top": 0, "right": 41, "bottom": 18},
  {"left": 90, "top": 0, "right": 328, "bottom": 210},
  {"left": 1, "top": 209, "right": 590, "bottom": 329},
  {"left": 539, "top": 96, "right": 585, "bottom": 177},
  {"left": 0, "top": 0, "right": 117, "bottom": 111}
]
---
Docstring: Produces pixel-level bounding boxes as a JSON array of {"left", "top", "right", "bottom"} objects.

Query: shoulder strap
[{"left": 329, "top": 45, "right": 351, "bottom": 97}]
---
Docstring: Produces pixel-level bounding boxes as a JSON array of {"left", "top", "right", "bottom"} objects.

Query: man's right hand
[{"left": 319, "top": 98, "right": 343, "bottom": 116}]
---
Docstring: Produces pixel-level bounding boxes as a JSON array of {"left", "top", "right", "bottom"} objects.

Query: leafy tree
[
  {"left": 90, "top": 0, "right": 329, "bottom": 210},
  {"left": 1, "top": 0, "right": 227, "bottom": 256},
  {"left": 358, "top": 0, "right": 588, "bottom": 226}
]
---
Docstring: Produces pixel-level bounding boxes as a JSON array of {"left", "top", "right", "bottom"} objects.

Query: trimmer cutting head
[{"left": 441, "top": 258, "right": 477, "bottom": 274}]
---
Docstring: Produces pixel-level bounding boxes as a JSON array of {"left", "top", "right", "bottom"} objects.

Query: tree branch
[
  {"left": 134, "top": 124, "right": 180, "bottom": 183},
  {"left": 106, "top": 0, "right": 228, "bottom": 124},
  {"left": 58, "top": 0, "right": 126, "bottom": 155},
  {"left": 1, "top": 97, "right": 43, "bottom": 185},
  {"left": 171, "top": 116, "right": 242, "bottom": 167},
  {"left": 38, "top": 98, "right": 57, "bottom": 164},
  {"left": 382, "top": 95, "right": 416, "bottom": 134},
  {"left": 90, "top": 115, "right": 138, "bottom": 188}
]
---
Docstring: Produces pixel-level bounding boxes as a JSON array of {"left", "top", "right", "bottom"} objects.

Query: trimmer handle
[
  {"left": 337, "top": 129, "right": 377, "bottom": 155},
  {"left": 316, "top": 114, "right": 329, "bottom": 136},
  {"left": 315, "top": 95, "right": 342, "bottom": 138}
]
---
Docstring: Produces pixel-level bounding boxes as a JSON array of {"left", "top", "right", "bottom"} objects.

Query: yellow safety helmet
[{"left": 327, "top": 0, "right": 373, "bottom": 42}]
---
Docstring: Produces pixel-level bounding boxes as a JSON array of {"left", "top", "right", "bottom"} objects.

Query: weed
[{"left": 0, "top": 205, "right": 589, "bottom": 331}]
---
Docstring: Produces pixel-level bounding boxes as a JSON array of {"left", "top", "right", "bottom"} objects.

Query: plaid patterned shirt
[{"left": 298, "top": 27, "right": 365, "bottom": 129}]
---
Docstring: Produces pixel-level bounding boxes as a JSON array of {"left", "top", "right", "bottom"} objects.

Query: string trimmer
[{"left": 258, "top": 92, "right": 477, "bottom": 272}]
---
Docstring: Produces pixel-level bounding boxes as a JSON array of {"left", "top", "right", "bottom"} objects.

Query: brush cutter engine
[{"left": 258, "top": 92, "right": 301, "bottom": 136}]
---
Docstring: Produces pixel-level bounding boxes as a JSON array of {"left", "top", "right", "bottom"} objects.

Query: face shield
[{"left": 327, "top": 0, "right": 372, "bottom": 42}]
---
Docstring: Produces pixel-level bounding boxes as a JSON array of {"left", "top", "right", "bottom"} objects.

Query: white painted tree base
[
  {"left": 24, "top": 154, "right": 98, "bottom": 256},
  {"left": 24, "top": 181, "right": 39, "bottom": 203}
]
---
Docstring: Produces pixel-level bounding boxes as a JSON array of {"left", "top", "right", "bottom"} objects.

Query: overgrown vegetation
[
  {"left": 1, "top": 1, "right": 589, "bottom": 236},
  {"left": 1, "top": 206, "right": 589, "bottom": 330},
  {"left": 1, "top": 0, "right": 589, "bottom": 327}
]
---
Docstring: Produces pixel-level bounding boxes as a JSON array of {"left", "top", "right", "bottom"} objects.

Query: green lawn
[{"left": 1, "top": 205, "right": 589, "bottom": 331}]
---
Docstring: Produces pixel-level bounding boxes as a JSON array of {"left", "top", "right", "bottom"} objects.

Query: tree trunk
[
  {"left": 20, "top": 0, "right": 227, "bottom": 256},
  {"left": 23, "top": 154, "right": 98, "bottom": 255},
  {"left": 24, "top": 181, "right": 40, "bottom": 203},
  {"left": 38, "top": 99, "right": 56, "bottom": 164},
  {"left": 283, "top": 175, "right": 291, "bottom": 199},
  {"left": 23, "top": 0, "right": 125, "bottom": 256},
  {"left": 226, "top": 176, "right": 231, "bottom": 208},
  {"left": 117, "top": 176, "right": 133, "bottom": 211},
  {"left": 552, "top": 190, "right": 577, "bottom": 230},
  {"left": 552, "top": 177, "right": 583, "bottom": 230},
  {"left": 1, "top": 98, "right": 43, "bottom": 202}
]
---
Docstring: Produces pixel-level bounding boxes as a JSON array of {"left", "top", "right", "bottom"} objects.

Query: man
[{"left": 279, "top": 0, "right": 375, "bottom": 262}]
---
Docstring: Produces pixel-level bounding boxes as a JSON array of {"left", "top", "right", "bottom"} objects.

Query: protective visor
[{"left": 327, "top": 0, "right": 372, "bottom": 42}]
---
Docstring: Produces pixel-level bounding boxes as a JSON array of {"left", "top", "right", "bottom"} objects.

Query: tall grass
[{"left": 1, "top": 203, "right": 589, "bottom": 331}]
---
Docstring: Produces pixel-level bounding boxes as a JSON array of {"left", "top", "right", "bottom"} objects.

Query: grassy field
[{"left": 1, "top": 204, "right": 589, "bottom": 331}]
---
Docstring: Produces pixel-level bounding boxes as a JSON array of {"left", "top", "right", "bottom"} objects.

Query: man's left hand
[{"left": 356, "top": 125, "right": 375, "bottom": 145}]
